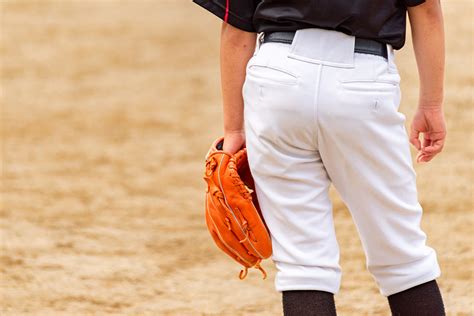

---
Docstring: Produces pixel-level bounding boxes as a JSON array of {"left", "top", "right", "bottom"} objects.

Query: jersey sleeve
[
  {"left": 404, "top": 0, "right": 426, "bottom": 6},
  {"left": 192, "top": 0, "right": 260, "bottom": 32}
]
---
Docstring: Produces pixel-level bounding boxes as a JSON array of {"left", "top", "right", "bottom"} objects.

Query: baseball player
[{"left": 193, "top": 0, "right": 447, "bottom": 315}]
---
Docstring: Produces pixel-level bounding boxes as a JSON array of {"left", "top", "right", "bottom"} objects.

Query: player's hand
[
  {"left": 223, "top": 130, "right": 246, "bottom": 155},
  {"left": 409, "top": 106, "right": 447, "bottom": 163}
]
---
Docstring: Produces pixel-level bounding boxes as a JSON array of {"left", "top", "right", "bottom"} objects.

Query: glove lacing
[{"left": 239, "top": 259, "right": 267, "bottom": 280}]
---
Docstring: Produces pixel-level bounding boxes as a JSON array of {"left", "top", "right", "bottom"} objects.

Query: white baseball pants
[{"left": 242, "top": 28, "right": 440, "bottom": 296}]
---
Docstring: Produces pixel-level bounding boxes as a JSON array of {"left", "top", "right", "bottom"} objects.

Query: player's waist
[{"left": 262, "top": 31, "right": 388, "bottom": 59}]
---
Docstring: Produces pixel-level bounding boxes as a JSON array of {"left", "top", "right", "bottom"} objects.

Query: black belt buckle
[{"left": 263, "top": 31, "right": 388, "bottom": 59}]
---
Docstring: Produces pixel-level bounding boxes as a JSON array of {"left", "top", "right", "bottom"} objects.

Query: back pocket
[
  {"left": 338, "top": 79, "right": 398, "bottom": 92},
  {"left": 246, "top": 64, "right": 298, "bottom": 86}
]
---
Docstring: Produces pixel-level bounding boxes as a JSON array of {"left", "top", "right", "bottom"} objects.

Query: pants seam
[{"left": 312, "top": 63, "right": 323, "bottom": 149}]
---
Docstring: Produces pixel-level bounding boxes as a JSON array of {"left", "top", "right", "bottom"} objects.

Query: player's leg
[
  {"left": 316, "top": 51, "right": 444, "bottom": 310},
  {"left": 243, "top": 41, "right": 341, "bottom": 310},
  {"left": 388, "top": 280, "right": 445, "bottom": 315},
  {"left": 282, "top": 290, "right": 337, "bottom": 316}
]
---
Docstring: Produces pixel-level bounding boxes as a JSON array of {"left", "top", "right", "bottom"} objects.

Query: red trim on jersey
[{"left": 224, "top": 0, "right": 230, "bottom": 22}]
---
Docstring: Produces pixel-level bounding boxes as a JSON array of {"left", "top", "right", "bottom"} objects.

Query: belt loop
[
  {"left": 254, "top": 32, "right": 264, "bottom": 56},
  {"left": 386, "top": 43, "right": 397, "bottom": 73}
]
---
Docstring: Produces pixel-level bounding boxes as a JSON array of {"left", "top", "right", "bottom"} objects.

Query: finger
[
  {"left": 423, "top": 141, "right": 444, "bottom": 155},
  {"left": 416, "top": 148, "right": 439, "bottom": 162},
  {"left": 409, "top": 127, "right": 421, "bottom": 150},
  {"left": 416, "top": 151, "right": 434, "bottom": 163},
  {"left": 418, "top": 154, "right": 435, "bottom": 163},
  {"left": 422, "top": 133, "right": 432, "bottom": 150},
  {"left": 416, "top": 151, "right": 425, "bottom": 163},
  {"left": 423, "top": 138, "right": 444, "bottom": 154}
]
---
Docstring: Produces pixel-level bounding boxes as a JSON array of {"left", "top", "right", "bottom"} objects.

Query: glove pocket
[
  {"left": 206, "top": 194, "right": 257, "bottom": 266},
  {"left": 227, "top": 202, "right": 272, "bottom": 260}
]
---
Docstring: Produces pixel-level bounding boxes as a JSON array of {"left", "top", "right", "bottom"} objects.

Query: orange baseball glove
[{"left": 203, "top": 136, "right": 272, "bottom": 279}]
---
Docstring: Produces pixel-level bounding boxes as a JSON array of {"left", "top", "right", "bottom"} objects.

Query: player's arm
[
  {"left": 407, "top": 0, "right": 446, "bottom": 163},
  {"left": 220, "top": 22, "right": 256, "bottom": 154}
]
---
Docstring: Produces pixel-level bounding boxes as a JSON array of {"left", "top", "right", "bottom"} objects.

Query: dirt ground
[{"left": 0, "top": 1, "right": 472, "bottom": 315}]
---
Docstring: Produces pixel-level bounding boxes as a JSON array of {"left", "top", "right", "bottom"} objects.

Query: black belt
[{"left": 262, "top": 31, "right": 388, "bottom": 59}]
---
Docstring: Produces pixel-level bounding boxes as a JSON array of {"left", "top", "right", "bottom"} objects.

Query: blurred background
[{"left": 0, "top": 0, "right": 472, "bottom": 315}]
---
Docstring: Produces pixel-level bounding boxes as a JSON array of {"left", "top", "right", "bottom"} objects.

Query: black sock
[
  {"left": 388, "top": 280, "right": 445, "bottom": 316},
  {"left": 282, "top": 290, "right": 337, "bottom": 316}
]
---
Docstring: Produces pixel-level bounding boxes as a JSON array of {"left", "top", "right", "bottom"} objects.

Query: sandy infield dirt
[{"left": 1, "top": 1, "right": 472, "bottom": 315}]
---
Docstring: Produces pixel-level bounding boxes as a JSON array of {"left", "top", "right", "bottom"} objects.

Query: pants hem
[{"left": 376, "top": 251, "right": 441, "bottom": 296}]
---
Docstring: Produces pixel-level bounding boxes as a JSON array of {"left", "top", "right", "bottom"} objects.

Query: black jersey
[{"left": 192, "top": 0, "right": 425, "bottom": 49}]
